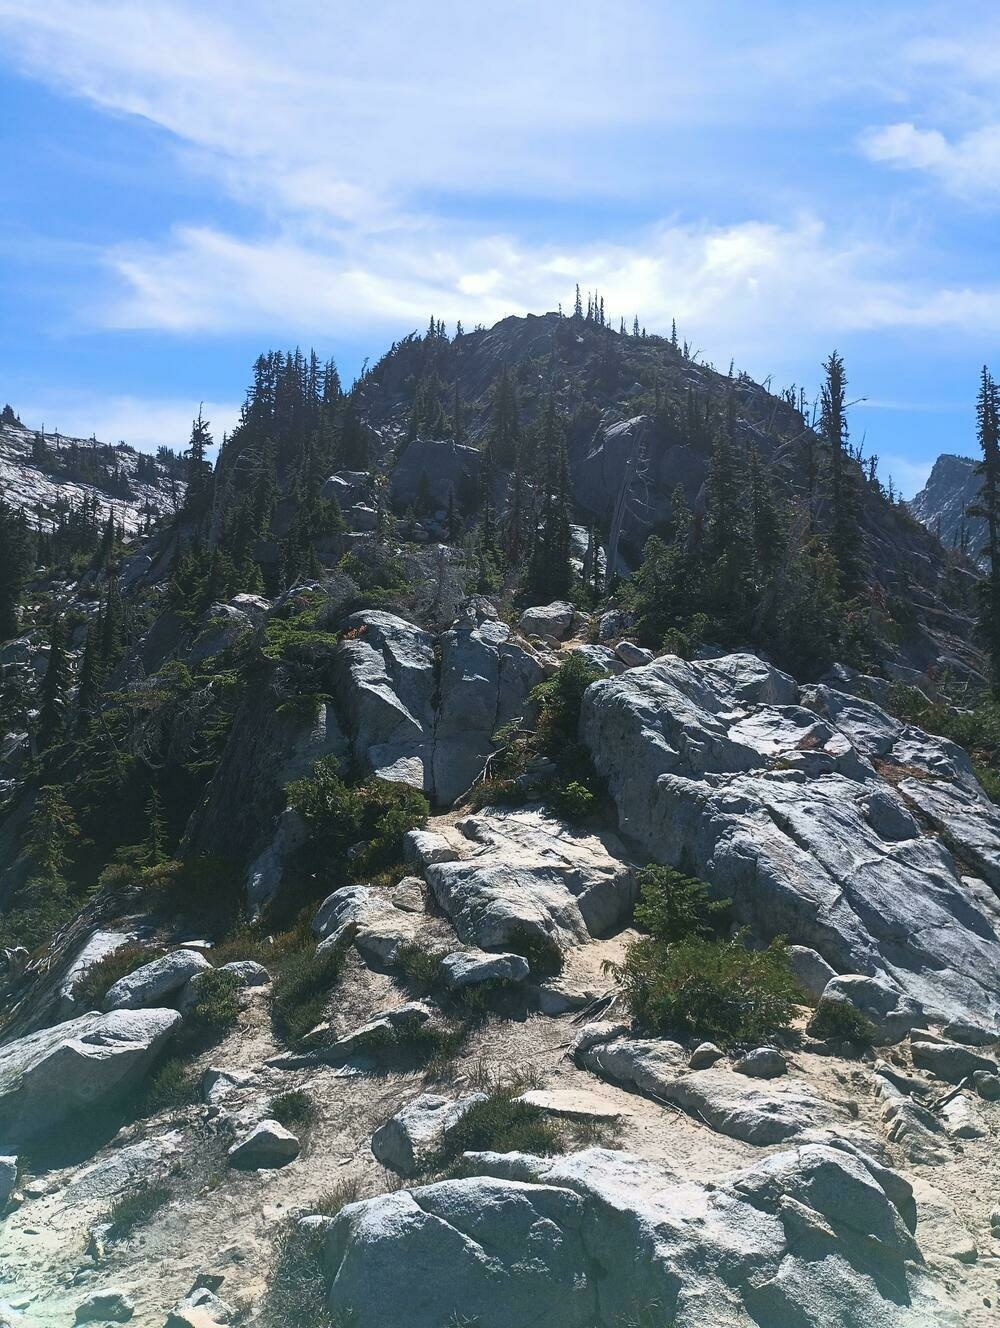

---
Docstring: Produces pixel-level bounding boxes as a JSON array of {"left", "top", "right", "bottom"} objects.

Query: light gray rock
[
  {"left": 911, "top": 1039, "right": 998, "bottom": 1083},
  {"left": 973, "top": 1070, "right": 1000, "bottom": 1100},
  {"left": 518, "top": 601, "right": 575, "bottom": 640},
  {"left": 354, "top": 914, "right": 420, "bottom": 969},
  {"left": 325, "top": 1145, "right": 948, "bottom": 1328},
  {"left": 404, "top": 829, "right": 460, "bottom": 867},
  {"left": 370, "top": 1092, "right": 487, "bottom": 1175},
  {"left": 59, "top": 929, "right": 139, "bottom": 1016},
  {"left": 941, "top": 1093, "right": 986, "bottom": 1139},
  {"left": 313, "top": 885, "right": 392, "bottom": 944},
  {"left": 570, "top": 1021, "right": 631, "bottom": 1056},
  {"left": 165, "top": 1287, "right": 236, "bottom": 1327},
  {"left": 389, "top": 876, "right": 426, "bottom": 912},
  {"left": 0, "top": 1156, "right": 16, "bottom": 1207},
  {"left": 688, "top": 1041, "right": 724, "bottom": 1070},
  {"left": 439, "top": 950, "right": 530, "bottom": 990},
  {"left": 582, "top": 651, "right": 1000, "bottom": 1032},
  {"left": 63, "top": 1131, "right": 185, "bottom": 1203},
  {"left": 425, "top": 808, "right": 636, "bottom": 954},
  {"left": 733, "top": 1047, "right": 786, "bottom": 1079},
  {"left": 820, "top": 974, "right": 924, "bottom": 1044},
  {"left": 581, "top": 1038, "right": 845, "bottom": 1144},
  {"left": 614, "top": 640, "right": 654, "bottom": 668},
  {"left": 943, "top": 1017, "right": 998, "bottom": 1046},
  {"left": 334, "top": 610, "right": 543, "bottom": 804},
  {"left": 228, "top": 1119, "right": 300, "bottom": 1169},
  {"left": 103, "top": 949, "right": 211, "bottom": 1012},
  {"left": 201, "top": 1067, "right": 254, "bottom": 1107},
  {"left": 787, "top": 945, "right": 837, "bottom": 1001},
  {"left": 0, "top": 1008, "right": 180, "bottom": 1145},
  {"left": 567, "top": 644, "right": 622, "bottom": 677},
  {"left": 246, "top": 806, "right": 308, "bottom": 913},
  {"left": 75, "top": 1290, "right": 134, "bottom": 1323},
  {"left": 178, "top": 961, "right": 269, "bottom": 1013}
]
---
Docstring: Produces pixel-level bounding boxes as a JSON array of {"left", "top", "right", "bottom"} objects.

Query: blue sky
[{"left": 2, "top": 3, "right": 999, "bottom": 494}]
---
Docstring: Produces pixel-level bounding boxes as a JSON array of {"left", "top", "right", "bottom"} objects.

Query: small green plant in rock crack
[
  {"left": 269, "top": 1089, "right": 317, "bottom": 1131},
  {"left": 807, "top": 996, "right": 876, "bottom": 1045},
  {"left": 105, "top": 1181, "right": 171, "bottom": 1239}
]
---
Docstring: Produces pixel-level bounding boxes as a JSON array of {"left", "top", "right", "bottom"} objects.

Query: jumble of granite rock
[
  {"left": 322, "top": 1143, "right": 955, "bottom": 1327},
  {"left": 581, "top": 650, "right": 1000, "bottom": 1033}
]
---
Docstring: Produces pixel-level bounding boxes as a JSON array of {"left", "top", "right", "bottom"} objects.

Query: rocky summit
[{"left": 1, "top": 312, "right": 999, "bottom": 1327}]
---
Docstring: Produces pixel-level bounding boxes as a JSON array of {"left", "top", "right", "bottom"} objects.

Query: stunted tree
[{"left": 969, "top": 365, "right": 1000, "bottom": 693}]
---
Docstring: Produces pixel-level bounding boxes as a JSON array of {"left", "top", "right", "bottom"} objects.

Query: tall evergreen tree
[
  {"left": 526, "top": 398, "right": 572, "bottom": 600},
  {"left": 486, "top": 366, "right": 522, "bottom": 469},
  {"left": 820, "top": 351, "right": 861, "bottom": 595},
  {"left": 37, "top": 616, "right": 69, "bottom": 751},
  {"left": 0, "top": 497, "right": 29, "bottom": 642},
  {"left": 969, "top": 365, "right": 1000, "bottom": 694}
]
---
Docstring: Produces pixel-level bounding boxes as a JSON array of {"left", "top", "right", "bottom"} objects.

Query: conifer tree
[
  {"left": 37, "top": 616, "right": 69, "bottom": 751},
  {"left": 75, "top": 621, "right": 103, "bottom": 731},
  {"left": 820, "top": 351, "right": 861, "bottom": 595},
  {"left": 0, "top": 497, "right": 29, "bottom": 642},
  {"left": 180, "top": 408, "right": 214, "bottom": 526},
  {"left": 526, "top": 398, "right": 572, "bottom": 600},
  {"left": 969, "top": 365, "right": 1000, "bottom": 693},
  {"left": 486, "top": 366, "right": 522, "bottom": 469}
]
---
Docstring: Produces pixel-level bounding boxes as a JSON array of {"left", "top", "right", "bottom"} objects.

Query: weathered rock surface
[
  {"left": 424, "top": 807, "right": 636, "bottom": 953},
  {"left": 59, "top": 929, "right": 139, "bottom": 1016},
  {"left": 439, "top": 950, "right": 530, "bottom": 990},
  {"left": 579, "top": 1036, "right": 848, "bottom": 1143},
  {"left": 518, "top": 601, "right": 574, "bottom": 640},
  {"left": 581, "top": 651, "right": 1000, "bottom": 1030},
  {"left": 333, "top": 609, "right": 544, "bottom": 804},
  {"left": 911, "top": 1039, "right": 998, "bottom": 1084},
  {"left": 0, "top": 1008, "right": 180, "bottom": 1144},
  {"left": 103, "top": 949, "right": 211, "bottom": 1012},
  {"left": 75, "top": 1290, "right": 134, "bottom": 1323},
  {"left": 733, "top": 1046, "right": 786, "bottom": 1078},
  {"left": 324, "top": 1145, "right": 952, "bottom": 1327},
  {"left": 821, "top": 973, "right": 924, "bottom": 1044},
  {"left": 787, "top": 944, "right": 837, "bottom": 1000},
  {"left": 370, "top": 1092, "right": 487, "bottom": 1175},
  {"left": 227, "top": 1119, "right": 300, "bottom": 1169}
]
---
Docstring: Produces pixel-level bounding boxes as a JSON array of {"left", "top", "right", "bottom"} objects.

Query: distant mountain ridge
[
  {"left": 0, "top": 410, "right": 184, "bottom": 533},
  {"left": 908, "top": 452, "right": 984, "bottom": 561}
]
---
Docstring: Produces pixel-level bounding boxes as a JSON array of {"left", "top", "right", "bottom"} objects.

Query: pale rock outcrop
[
  {"left": 75, "top": 1290, "right": 134, "bottom": 1323},
  {"left": 581, "top": 651, "right": 1000, "bottom": 1031},
  {"left": 733, "top": 1046, "right": 786, "bottom": 1078},
  {"left": 820, "top": 973, "right": 924, "bottom": 1044},
  {"left": 103, "top": 949, "right": 211, "bottom": 1012},
  {"left": 0, "top": 1008, "right": 180, "bottom": 1145},
  {"left": 333, "top": 610, "right": 545, "bottom": 804},
  {"left": 0, "top": 1155, "right": 16, "bottom": 1207},
  {"left": 439, "top": 950, "right": 530, "bottom": 989},
  {"left": 177, "top": 960, "right": 270, "bottom": 1013},
  {"left": 228, "top": 1119, "right": 300, "bottom": 1169},
  {"left": 518, "top": 601, "right": 574, "bottom": 640},
  {"left": 370, "top": 1092, "right": 487, "bottom": 1175},
  {"left": 787, "top": 944, "right": 837, "bottom": 1000},
  {"left": 312, "top": 885, "right": 419, "bottom": 966},
  {"left": 59, "top": 929, "right": 140, "bottom": 1016},
  {"left": 424, "top": 807, "right": 636, "bottom": 953},
  {"left": 614, "top": 640, "right": 654, "bottom": 668},
  {"left": 910, "top": 1039, "right": 998, "bottom": 1083},
  {"left": 579, "top": 1037, "right": 846, "bottom": 1144},
  {"left": 324, "top": 1145, "right": 952, "bottom": 1328}
]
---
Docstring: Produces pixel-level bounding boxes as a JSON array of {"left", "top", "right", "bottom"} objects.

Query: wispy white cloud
[
  {"left": 860, "top": 121, "right": 1000, "bottom": 199},
  {"left": 14, "top": 393, "right": 241, "bottom": 453}
]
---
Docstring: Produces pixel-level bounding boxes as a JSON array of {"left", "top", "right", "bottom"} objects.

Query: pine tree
[
  {"left": 181, "top": 408, "right": 214, "bottom": 526},
  {"left": 574, "top": 284, "right": 583, "bottom": 318},
  {"left": 37, "top": 616, "right": 69, "bottom": 751},
  {"left": 820, "top": 351, "right": 861, "bottom": 595},
  {"left": 0, "top": 498, "right": 29, "bottom": 642},
  {"left": 969, "top": 365, "right": 1000, "bottom": 693},
  {"left": 486, "top": 366, "right": 522, "bottom": 469},
  {"left": 526, "top": 398, "right": 572, "bottom": 600},
  {"left": 75, "top": 621, "right": 103, "bottom": 731}
]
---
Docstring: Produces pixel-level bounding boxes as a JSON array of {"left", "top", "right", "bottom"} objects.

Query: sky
[{"left": 1, "top": 3, "right": 999, "bottom": 494}]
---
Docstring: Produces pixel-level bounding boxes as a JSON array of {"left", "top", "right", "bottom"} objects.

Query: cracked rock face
[
  {"left": 0, "top": 1008, "right": 181, "bottom": 1145},
  {"left": 333, "top": 609, "right": 545, "bottom": 805},
  {"left": 424, "top": 807, "right": 637, "bottom": 953},
  {"left": 324, "top": 1145, "right": 954, "bottom": 1328},
  {"left": 580, "top": 652, "right": 1000, "bottom": 1031}
]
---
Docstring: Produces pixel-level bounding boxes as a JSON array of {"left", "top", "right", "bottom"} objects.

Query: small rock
[
  {"left": 515, "top": 1089, "right": 625, "bottom": 1122},
  {"left": 389, "top": 877, "right": 426, "bottom": 913},
  {"left": 943, "top": 1018, "right": 997, "bottom": 1047},
  {"left": 371, "top": 1093, "right": 486, "bottom": 1175},
  {"left": 75, "top": 1290, "right": 134, "bottom": 1323},
  {"left": 440, "top": 950, "right": 530, "bottom": 990},
  {"left": 941, "top": 1093, "right": 987, "bottom": 1139},
  {"left": 228, "top": 1120, "right": 300, "bottom": 1170},
  {"left": 990, "top": 1205, "right": 1000, "bottom": 1231},
  {"left": 201, "top": 1067, "right": 253, "bottom": 1107},
  {"left": 103, "top": 949, "right": 211, "bottom": 1012},
  {"left": 911, "top": 1040, "right": 998, "bottom": 1084},
  {"left": 188, "top": 1274, "right": 225, "bottom": 1294},
  {"left": 614, "top": 640, "right": 654, "bottom": 668},
  {"left": 733, "top": 1047, "right": 786, "bottom": 1079},
  {"left": 519, "top": 601, "right": 575, "bottom": 640},
  {"left": 404, "top": 830, "right": 460, "bottom": 867},
  {"left": 973, "top": 1070, "right": 1000, "bottom": 1101},
  {"left": 688, "top": 1042, "right": 724, "bottom": 1070},
  {"left": 787, "top": 946, "right": 837, "bottom": 1001},
  {"left": 219, "top": 960, "right": 270, "bottom": 987},
  {"left": 165, "top": 1286, "right": 235, "bottom": 1327},
  {"left": 571, "top": 1021, "right": 631, "bottom": 1058},
  {"left": 0, "top": 1156, "right": 17, "bottom": 1207}
]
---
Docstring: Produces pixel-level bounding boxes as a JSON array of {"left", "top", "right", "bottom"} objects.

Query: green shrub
[
  {"left": 141, "top": 1057, "right": 197, "bottom": 1114},
  {"left": 607, "top": 934, "right": 801, "bottom": 1047},
  {"left": 272, "top": 935, "right": 350, "bottom": 1047},
  {"left": 394, "top": 943, "right": 447, "bottom": 989},
  {"left": 550, "top": 780, "right": 595, "bottom": 821},
  {"left": 807, "top": 997, "right": 876, "bottom": 1044},
  {"left": 505, "top": 925, "right": 563, "bottom": 978},
  {"left": 431, "top": 1081, "right": 562, "bottom": 1171},
  {"left": 287, "top": 760, "right": 428, "bottom": 889},
  {"left": 184, "top": 967, "right": 241, "bottom": 1041},
  {"left": 107, "top": 1181, "right": 171, "bottom": 1238},
  {"left": 633, "top": 865, "right": 730, "bottom": 945},
  {"left": 270, "top": 1089, "right": 316, "bottom": 1130},
  {"left": 73, "top": 942, "right": 161, "bottom": 1010}
]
